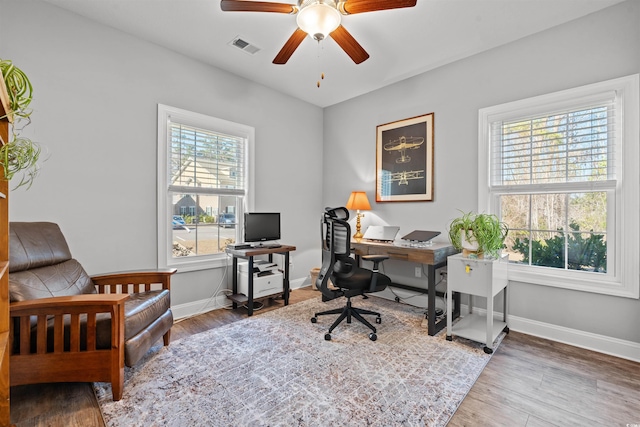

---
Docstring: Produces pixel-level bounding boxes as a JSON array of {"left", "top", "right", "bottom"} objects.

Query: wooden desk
[
  {"left": 351, "top": 240, "right": 460, "bottom": 336},
  {"left": 226, "top": 245, "right": 296, "bottom": 316}
]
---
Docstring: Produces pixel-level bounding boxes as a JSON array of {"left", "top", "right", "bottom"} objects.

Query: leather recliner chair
[{"left": 8, "top": 222, "right": 176, "bottom": 400}]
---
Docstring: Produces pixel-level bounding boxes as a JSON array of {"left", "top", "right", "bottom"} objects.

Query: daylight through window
[
  {"left": 479, "top": 75, "right": 639, "bottom": 297},
  {"left": 158, "top": 105, "right": 253, "bottom": 271}
]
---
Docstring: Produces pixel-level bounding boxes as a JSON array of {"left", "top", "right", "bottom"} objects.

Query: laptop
[
  {"left": 363, "top": 225, "right": 400, "bottom": 242},
  {"left": 401, "top": 230, "right": 441, "bottom": 243}
]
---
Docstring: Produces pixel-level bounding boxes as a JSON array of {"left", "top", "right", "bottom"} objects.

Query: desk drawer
[
  {"left": 351, "top": 242, "right": 454, "bottom": 265},
  {"left": 368, "top": 246, "right": 411, "bottom": 260},
  {"left": 355, "top": 245, "right": 434, "bottom": 264}
]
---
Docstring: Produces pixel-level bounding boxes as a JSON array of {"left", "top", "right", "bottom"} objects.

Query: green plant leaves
[
  {"left": 0, "top": 58, "right": 41, "bottom": 190},
  {"left": 0, "top": 136, "right": 41, "bottom": 189},
  {"left": 448, "top": 211, "right": 508, "bottom": 258},
  {"left": 0, "top": 59, "right": 33, "bottom": 119}
]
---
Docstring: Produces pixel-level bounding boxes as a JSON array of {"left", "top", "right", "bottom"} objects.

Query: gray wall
[
  {"left": 324, "top": 0, "right": 640, "bottom": 344},
  {"left": 0, "top": 0, "right": 324, "bottom": 308},
  {"left": 2, "top": 0, "right": 639, "bottom": 348}
]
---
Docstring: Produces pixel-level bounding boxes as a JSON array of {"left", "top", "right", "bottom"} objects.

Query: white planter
[
  {"left": 460, "top": 230, "right": 482, "bottom": 258},
  {"left": 460, "top": 231, "right": 478, "bottom": 250}
]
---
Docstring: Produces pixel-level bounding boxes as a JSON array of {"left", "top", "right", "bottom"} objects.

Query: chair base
[{"left": 312, "top": 297, "right": 381, "bottom": 340}]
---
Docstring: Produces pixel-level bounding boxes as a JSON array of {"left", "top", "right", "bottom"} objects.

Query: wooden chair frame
[{"left": 10, "top": 269, "right": 175, "bottom": 401}]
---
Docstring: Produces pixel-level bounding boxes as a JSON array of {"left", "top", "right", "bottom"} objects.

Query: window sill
[
  {"left": 507, "top": 263, "right": 638, "bottom": 299},
  {"left": 164, "top": 255, "right": 231, "bottom": 273}
]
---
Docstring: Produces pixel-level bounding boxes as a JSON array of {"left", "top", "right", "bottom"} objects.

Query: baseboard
[
  {"left": 507, "top": 314, "right": 640, "bottom": 363},
  {"left": 459, "top": 304, "right": 640, "bottom": 363},
  {"left": 172, "top": 277, "right": 308, "bottom": 320}
]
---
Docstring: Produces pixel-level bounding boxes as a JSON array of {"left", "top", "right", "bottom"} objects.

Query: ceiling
[{"left": 42, "top": 0, "right": 625, "bottom": 108}]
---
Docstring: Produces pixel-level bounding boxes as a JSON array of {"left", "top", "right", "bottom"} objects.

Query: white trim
[
  {"left": 171, "top": 278, "right": 308, "bottom": 319},
  {"left": 457, "top": 305, "right": 640, "bottom": 363},
  {"left": 507, "top": 313, "right": 640, "bottom": 363},
  {"left": 172, "top": 295, "right": 232, "bottom": 320},
  {"left": 478, "top": 74, "right": 640, "bottom": 298}
]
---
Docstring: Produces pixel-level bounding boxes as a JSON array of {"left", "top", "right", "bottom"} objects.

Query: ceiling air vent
[{"left": 229, "top": 37, "right": 261, "bottom": 55}]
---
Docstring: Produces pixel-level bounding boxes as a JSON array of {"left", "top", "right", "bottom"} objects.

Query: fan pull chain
[{"left": 316, "top": 40, "right": 325, "bottom": 88}]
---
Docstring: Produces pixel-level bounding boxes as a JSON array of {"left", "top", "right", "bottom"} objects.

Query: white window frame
[
  {"left": 157, "top": 104, "right": 255, "bottom": 272},
  {"left": 479, "top": 75, "right": 639, "bottom": 298}
]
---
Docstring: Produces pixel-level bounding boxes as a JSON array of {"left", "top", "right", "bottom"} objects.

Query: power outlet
[{"left": 415, "top": 267, "right": 421, "bottom": 278}]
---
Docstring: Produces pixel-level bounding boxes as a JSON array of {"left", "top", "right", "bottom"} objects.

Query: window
[
  {"left": 157, "top": 104, "right": 254, "bottom": 271},
  {"left": 479, "top": 75, "right": 639, "bottom": 298}
]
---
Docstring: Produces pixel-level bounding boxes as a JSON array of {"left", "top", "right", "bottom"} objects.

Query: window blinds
[
  {"left": 490, "top": 96, "right": 617, "bottom": 192},
  {"left": 168, "top": 122, "right": 245, "bottom": 195}
]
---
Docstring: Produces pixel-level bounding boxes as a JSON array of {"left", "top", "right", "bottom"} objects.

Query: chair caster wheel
[
  {"left": 504, "top": 327, "right": 510, "bottom": 334},
  {"left": 369, "top": 333, "right": 377, "bottom": 341},
  {"left": 375, "top": 317, "right": 381, "bottom": 324},
  {"left": 483, "top": 346, "right": 493, "bottom": 354},
  {"left": 311, "top": 317, "right": 317, "bottom": 323},
  {"left": 395, "top": 297, "right": 400, "bottom": 303},
  {"left": 446, "top": 335, "right": 452, "bottom": 341},
  {"left": 324, "top": 333, "right": 331, "bottom": 341}
]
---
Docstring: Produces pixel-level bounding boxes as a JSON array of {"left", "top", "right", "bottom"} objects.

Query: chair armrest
[
  {"left": 10, "top": 294, "right": 129, "bottom": 315},
  {"left": 92, "top": 268, "right": 177, "bottom": 294},
  {"left": 361, "top": 254, "right": 389, "bottom": 269},
  {"left": 9, "top": 294, "right": 129, "bottom": 316},
  {"left": 10, "top": 294, "right": 129, "bottom": 355}
]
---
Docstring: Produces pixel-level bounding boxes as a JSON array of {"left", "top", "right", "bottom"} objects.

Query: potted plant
[
  {"left": 448, "top": 211, "right": 508, "bottom": 259},
  {"left": 0, "top": 58, "right": 41, "bottom": 189}
]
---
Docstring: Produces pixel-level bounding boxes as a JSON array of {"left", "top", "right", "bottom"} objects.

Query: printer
[{"left": 239, "top": 259, "right": 278, "bottom": 275}]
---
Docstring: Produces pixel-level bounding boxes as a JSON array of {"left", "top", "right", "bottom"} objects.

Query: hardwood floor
[{"left": 10, "top": 287, "right": 640, "bottom": 426}]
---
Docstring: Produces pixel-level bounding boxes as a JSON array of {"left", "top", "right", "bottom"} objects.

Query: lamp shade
[
  {"left": 346, "top": 191, "right": 371, "bottom": 211},
  {"left": 296, "top": 1, "right": 341, "bottom": 41}
]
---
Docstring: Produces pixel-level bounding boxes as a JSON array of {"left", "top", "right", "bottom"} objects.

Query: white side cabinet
[{"left": 446, "top": 253, "right": 509, "bottom": 354}]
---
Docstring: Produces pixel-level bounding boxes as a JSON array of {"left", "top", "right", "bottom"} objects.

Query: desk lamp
[{"left": 345, "top": 191, "right": 371, "bottom": 239}]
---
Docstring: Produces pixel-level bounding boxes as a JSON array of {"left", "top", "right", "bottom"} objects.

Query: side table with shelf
[
  {"left": 225, "top": 244, "right": 296, "bottom": 316},
  {"left": 446, "top": 253, "right": 509, "bottom": 354}
]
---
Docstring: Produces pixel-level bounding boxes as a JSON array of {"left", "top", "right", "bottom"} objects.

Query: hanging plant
[
  {"left": 0, "top": 58, "right": 42, "bottom": 190},
  {"left": 0, "top": 136, "right": 41, "bottom": 190},
  {"left": 0, "top": 59, "right": 33, "bottom": 120}
]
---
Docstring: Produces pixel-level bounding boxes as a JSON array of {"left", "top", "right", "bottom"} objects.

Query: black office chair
[{"left": 311, "top": 207, "right": 391, "bottom": 341}]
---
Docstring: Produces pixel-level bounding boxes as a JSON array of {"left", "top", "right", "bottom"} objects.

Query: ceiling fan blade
[
  {"left": 339, "top": 0, "right": 417, "bottom": 15},
  {"left": 220, "top": 0, "right": 297, "bottom": 14},
  {"left": 330, "top": 25, "right": 369, "bottom": 64},
  {"left": 273, "top": 28, "right": 307, "bottom": 64}
]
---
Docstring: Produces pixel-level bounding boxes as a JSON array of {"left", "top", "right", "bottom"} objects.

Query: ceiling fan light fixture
[{"left": 296, "top": 1, "right": 341, "bottom": 41}]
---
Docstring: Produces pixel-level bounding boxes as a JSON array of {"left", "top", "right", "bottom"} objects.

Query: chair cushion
[
  {"left": 125, "top": 310, "right": 173, "bottom": 367},
  {"left": 9, "top": 259, "right": 97, "bottom": 302},
  {"left": 9, "top": 222, "right": 73, "bottom": 273},
  {"left": 124, "top": 289, "right": 171, "bottom": 341},
  {"left": 334, "top": 267, "right": 390, "bottom": 296}
]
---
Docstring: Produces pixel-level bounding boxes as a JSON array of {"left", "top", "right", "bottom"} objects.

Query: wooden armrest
[
  {"left": 10, "top": 294, "right": 129, "bottom": 316},
  {"left": 91, "top": 268, "right": 177, "bottom": 293},
  {"left": 10, "top": 294, "right": 129, "bottom": 356}
]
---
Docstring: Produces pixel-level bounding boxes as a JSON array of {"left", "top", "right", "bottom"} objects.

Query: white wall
[
  {"left": 0, "top": 0, "right": 324, "bottom": 309},
  {"left": 324, "top": 1, "right": 640, "bottom": 351}
]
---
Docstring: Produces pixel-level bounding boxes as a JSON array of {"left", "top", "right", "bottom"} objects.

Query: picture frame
[{"left": 376, "top": 113, "right": 434, "bottom": 202}]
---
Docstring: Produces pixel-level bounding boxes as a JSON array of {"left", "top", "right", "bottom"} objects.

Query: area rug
[{"left": 94, "top": 296, "right": 503, "bottom": 426}]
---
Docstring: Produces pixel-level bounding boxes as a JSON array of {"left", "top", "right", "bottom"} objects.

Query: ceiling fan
[{"left": 220, "top": 0, "right": 417, "bottom": 65}]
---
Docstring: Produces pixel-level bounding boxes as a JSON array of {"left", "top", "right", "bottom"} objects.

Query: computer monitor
[{"left": 243, "top": 212, "right": 281, "bottom": 243}]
